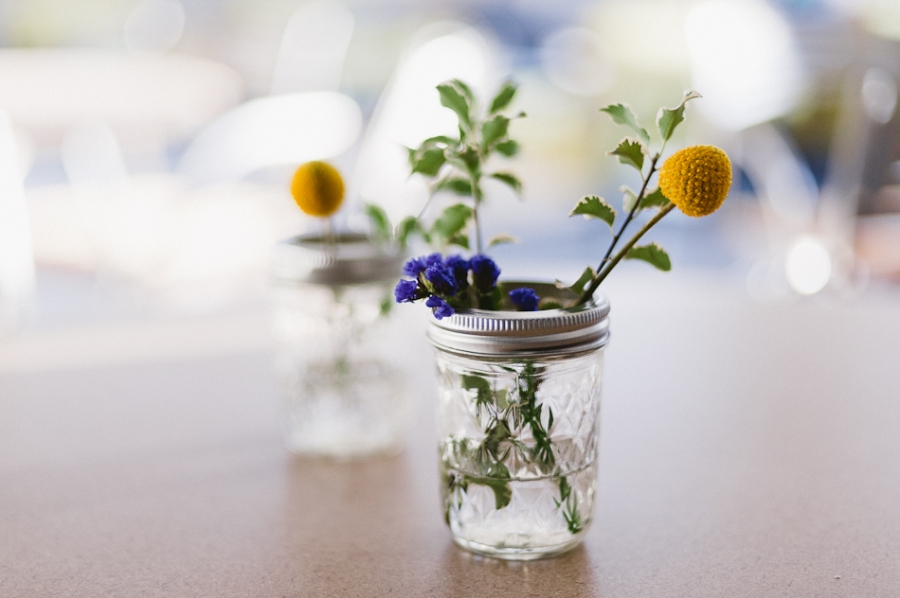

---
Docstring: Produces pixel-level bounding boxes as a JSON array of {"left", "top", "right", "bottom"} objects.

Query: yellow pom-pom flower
[
  {"left": 290, "top": 161, "right": 345, "bottom": 217},
  {"left": 658, "top": 145, "right": 732, "bottom": 218}
]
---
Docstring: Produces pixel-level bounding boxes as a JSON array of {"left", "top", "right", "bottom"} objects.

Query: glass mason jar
[
  {"left": 270, "top": 234, "right": 416, "bottom": 459},
  {"left": 428, "top": 283, "right": 610, "bottom": 560}
]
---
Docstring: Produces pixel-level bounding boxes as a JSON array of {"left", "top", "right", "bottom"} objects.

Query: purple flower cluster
[
  {"left": 509, "top": 287, "right": 540, "bottom": 311},
  {"left": 469, "top": 255, "right": 501, "bottom": 294},
  {"left": 394, "top": 253, "right": 501, "bottom": 320}
]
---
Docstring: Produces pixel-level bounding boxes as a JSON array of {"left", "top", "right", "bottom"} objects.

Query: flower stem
[
  {"left": 578, "top": 152, "right": 660, "bottom": 304},
  {"left": 579, "top": 203, "right": 676, "bottom": 302},
  {"left": 600, "top": 154, "right": 660, "bottom": 269},
  {"left": 471, "top": 174, "right": 484, "bottom": 254},
  {"left": 323, "top": 217, "right": 337, "bottom": 248}
]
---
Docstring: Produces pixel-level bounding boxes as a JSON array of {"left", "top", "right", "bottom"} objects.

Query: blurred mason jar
[{"left": 270, "top": 233, "right": 415, "bottom": 459}]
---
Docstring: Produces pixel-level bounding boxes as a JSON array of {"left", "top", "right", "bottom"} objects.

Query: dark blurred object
[{"left": 820, "top": 30, "right": 900, "bottom": 280}]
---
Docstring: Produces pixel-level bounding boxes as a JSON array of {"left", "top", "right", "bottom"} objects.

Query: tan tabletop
[{"left": 2, "top": 276, "right": 900, "bottom": 597}]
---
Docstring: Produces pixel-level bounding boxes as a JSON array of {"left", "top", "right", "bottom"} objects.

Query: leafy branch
[
  {"left": 566, "top": 92, "right": 701, "bottom": 304},
  {"left": 406, "top": 80, "right": 525, "bottom": 254}
]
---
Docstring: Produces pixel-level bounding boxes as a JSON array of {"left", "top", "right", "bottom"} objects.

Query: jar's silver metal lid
[
  {"left": 427, "top": 282, "right": 610, "bottom": 356},
  {"left": 271, "top": 233, "right": 404, "bottom": 286}
]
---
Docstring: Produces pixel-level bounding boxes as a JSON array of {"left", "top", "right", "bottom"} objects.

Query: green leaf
[
  {"left": 558, "top": 476, "right": 572, "bottom": 502},
  {"left": 379, "top": 294, "right": 393, "bottom": 317},
  {"left": 478, "top": 286, "right": 502, "bottom": 310},
  {"left": 467, "top": 467, "right": 512, "bottom": 509},
  {"left": 623, "top": 186, "right": 671, "bottom": 213},
  {"left": 431, "top": 203, "right": 473, "bottom": 240},
  {"left": 461, "top": 374, "right": 492, "bottom": 408},
  {"left": 600, "top": 103, "right": 649, "bottom": 145},
  {"left": 489, "top": 172, "right": 522, "bottom": 196},
  {"left": 495, "top": 389, "right": 509, "bottom": 410},
  {"left": 621, "top": 186, "right": 638, "bottom": 212},
  {"left": 437, "top": 82, "right": 471, "bottom": 129},
  {"left": 410, "top": 147, "right": 446, "bottom": 176},
  {"left": 569, "top": 195, "right": 616, "bottom": 230},
  {"left": 488, "top": 233, "right": 517, "bottom": 247},
  {"left": 448, "top": 145, "right": 480, "bottom": 176},
  {"left": 482, "top": 115, "right": 510, "bottom": 149},
  {"left": 625, "top": 242, "right": 672, "bottom": 271},
  {"left": 363, "top": 203, "right": 391, "bottom": 241},
  {"left": 562, "top": 266, "right": 596, "bottom": 296},
  {"left": 396, "top": 216, "right": 421, "bottom": 249},
  {"left": 447, "top": 232, "right": 469, "bottom": 249},
  {"left": 434, "top": 176, "right": 473, "bottom": 196},
  {"left": 494, "top": 139, "right": 519, "bottom": 157},
  {"left": 608, "top": 137, "right": 646, "bottom": 171},
  {"left": 563, "top": 496, "right": 582, "bottom": 533},
  {"left": 657, "top": 90, "right": 701, "bottom": 142},
  {"left": 641, "top": 187, "right": 671, "bottom": 209},
  {"left": 490, "top": 81, "right": 517, "bottom": 114},
  {"left": 421, "top": 135, "right": 457, "bottom": 147},
  {"left": 450, "top": 78, "right": 474, "bottom": 102}
]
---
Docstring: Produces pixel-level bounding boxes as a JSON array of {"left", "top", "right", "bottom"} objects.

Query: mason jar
[
  {"left": 428, "top": 283, "right": 610, "bottom": 560},
  {"left": 270, "top": 234, "right": 416, "bottom": 459}
]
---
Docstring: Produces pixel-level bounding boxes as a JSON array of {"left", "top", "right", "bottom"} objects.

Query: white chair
[
  {"left": 354, "top": 23, "right": 498, "bottom": 226},
  {"left": 0, "top": 109, "right": 35, "bottom": 324},
  {"left": 177, "top": 91, "right": 362, "bottom": 185}
]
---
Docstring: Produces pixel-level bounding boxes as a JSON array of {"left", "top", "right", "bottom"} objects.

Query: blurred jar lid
[{"left": 272, "top": 233, "right": 404, "bottom": 286}]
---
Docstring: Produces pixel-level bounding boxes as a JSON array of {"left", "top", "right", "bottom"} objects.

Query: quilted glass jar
[
  {"left": 428, "top": 283, "right": 609, "bottom": 560},
  {"left": 270, "top": 234, "right": 416, "bottom": 459}
]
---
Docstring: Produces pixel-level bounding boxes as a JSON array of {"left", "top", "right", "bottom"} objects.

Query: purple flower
[
  {"left": 424, "top": 263, "right": 458, "bottom": 296},
  {"left": 425, "top": 253, "right": 443, "bottom": 267},
  {"left": 402, "top": 256, "right": 427, "bottom": 277},
  {"left": 443, "top": 255, "right": 470, "bottom": 291},
  {"left": 394, "top": 279, "right": 420, "bottom": 303},
  {"left": 469, "top": 254, "right": 500, "bottom": 293},
  {"left": 509, "top": 287, "right": 540, "bottom": 311},
  {"left": 426, "top": 295, "right": 455, "bottom": 319}
]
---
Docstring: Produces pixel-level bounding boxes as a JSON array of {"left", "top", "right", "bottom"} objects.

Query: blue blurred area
[{"left": 1, "top": 0, "right": 899, "bottom": 328}]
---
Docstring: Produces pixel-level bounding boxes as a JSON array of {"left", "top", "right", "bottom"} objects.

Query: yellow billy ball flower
[
  {"left": 658, "top": 145, "right": 732, "bottom": 217},
  {"left": 290, "top": 161, "right": 345, "bottom": 217}
]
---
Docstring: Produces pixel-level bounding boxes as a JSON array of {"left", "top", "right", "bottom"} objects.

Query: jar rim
[
  {"left": 272, "top": 233, "right": 405, "bottom": 286},
  {"left": 428, "top": 281, "right": 610, "bottom": 356}
]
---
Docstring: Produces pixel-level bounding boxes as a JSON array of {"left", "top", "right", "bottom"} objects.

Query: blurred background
[{"left": 2, "top": 0, "right": 900, "bottom": 370}]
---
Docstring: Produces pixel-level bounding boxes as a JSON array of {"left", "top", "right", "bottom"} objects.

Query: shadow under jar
[
  {"left": 270, "top": 234, "right": 415, "bottom": 459},
  {"left": 428, "top": 283, "right": 610, "bottom": 560}
]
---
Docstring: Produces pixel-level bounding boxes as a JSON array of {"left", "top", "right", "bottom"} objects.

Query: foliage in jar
[
  {"left": 440, "top": 361, "right": 583, "bottom": 534},
  {"left": 397, "top": 81, "right": 732, "bottom": 538}
]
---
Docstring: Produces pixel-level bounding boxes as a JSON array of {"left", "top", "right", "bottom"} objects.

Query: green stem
[
  {"left": 471, "top": 174, "right": 483, "bottom": 254},
  {"left": 579, "top": 203, "right": 676, "bottom": 302},
  {"left": 597, "top": 154, "right": 660, "bottom": 272}
]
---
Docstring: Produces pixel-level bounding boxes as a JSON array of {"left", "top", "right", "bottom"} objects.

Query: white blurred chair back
[
  {"left": 0, "top": 109, "right": 35, "bottom": 323},
  {"left": 177, "top": 92, "right": 362, "bottom": 185},
  {"left": 354, "top": 23, "right": 497, "bottom": 226},
  {"left": 686, "top": 0, "right": 805, "bottom": 131},
  {"left": 271, "top": 0, "right": 354, "bottom": 95}
]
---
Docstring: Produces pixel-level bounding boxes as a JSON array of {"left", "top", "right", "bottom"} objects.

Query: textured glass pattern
[
  {"left": 271, "top": 281, "right": 416, "bottom": 459},
  {"left": 434, "top": 349, "right": 604, "bottom": 559}
]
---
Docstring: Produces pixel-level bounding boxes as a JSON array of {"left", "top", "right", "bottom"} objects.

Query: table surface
[{"left": 3, "top": 275, "right": 900, "bottom": 597}]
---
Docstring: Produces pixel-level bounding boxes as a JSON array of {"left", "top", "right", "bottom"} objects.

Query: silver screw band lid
[
  {"left": 427, "top": 282, "right": 610, "bottom": 356},
  {"left": 271, "top": 233, "right": 404, "bottom": 286}
]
